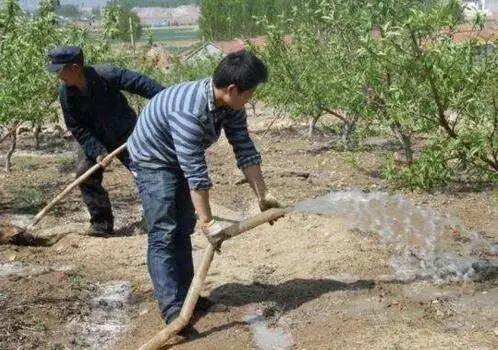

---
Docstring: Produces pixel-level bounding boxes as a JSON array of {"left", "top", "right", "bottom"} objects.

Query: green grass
[
  {"left": 12, "top": 186, "right": 46, "bottom": 214},
  {"left": 88, "top": 27, "right": 199, "bottom": 43},
  {"left": 144, "top": 27, "right": 199, "bottom": 42}
]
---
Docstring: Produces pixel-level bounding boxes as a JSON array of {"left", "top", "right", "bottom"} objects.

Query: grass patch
[
  {"left": 16, "top": 157, "right": 39, "bottom": 171},
  {"left": 87, "top": 27, "right": 199, "bottom": 43},
  {"left": 67, "top": 265, "right": 86, "bottom": 292},
  {"left": 58, "top": 155, "right": 77, "bottom": 174},
  {"left": 146, "top": 27, "right": 199, "bottom": 42},
  {"left": 0, "top": 291, "right": 13, "bottom": 301},
  {"left": 12, "top": 187, "right": 46, "bottom": 214},
  {"left": 40, "top": 138, "right": 73, "bottom": 153},
  {"left": 35, "top": 321, "right": 48, "bottom": 332}
]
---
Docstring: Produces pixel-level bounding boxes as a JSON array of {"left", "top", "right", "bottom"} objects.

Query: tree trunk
[
  {"left": 33, "top": 124, "right": 41, "bottom": 150},
  {"left": 249, "top": 100, "right": 257, "bottom": 118},
  {"left": 390, "top": 121, "right": 413, "bottom": 164},
  {"left": 0, "top": 122, "right": 22, "bottom": 144},
  {"left": 401, "top": 135, "right": 413, "bottom": 164},
  {"left": 308, "top": 115, "right": 320, "bottom": 139},
  {"left": 129, "top": 16, "right": 135, "bottom": 53},
  {"left": 341, "top": 121, "right": 357, "bottom": 150},
  {"left": 5, "top": 131, "right": 17, "bottom": 172}
]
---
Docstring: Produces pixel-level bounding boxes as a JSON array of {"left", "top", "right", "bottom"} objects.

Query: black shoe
[
  {"left": 87, "top": 221, "right": 114, "bottom": 237},
  {"left": 166, "top": 310, "right": 199, "bottom": 338},
  {"left": 178, "top": 324, "right": 199, "bottom": 338},
  {"left": 195, "top": 296, "right": 228, "bottom": 312},
  {"left": 139, "top": 216, "right": 147, "bottom": 234},
  {"left": 166, "top": 310, "right": 180, "bottom": 324}
]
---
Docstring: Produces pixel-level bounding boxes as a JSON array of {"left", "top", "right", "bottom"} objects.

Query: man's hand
[
  {"left": 200, "top": 219, "right": 232, "bottom": 250},
  {"left": 96, "top": 152, "right": 112, "bottom": 168}
]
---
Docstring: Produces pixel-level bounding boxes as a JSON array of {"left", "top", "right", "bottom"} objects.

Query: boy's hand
[{"left": 200, "top": 219, "right": 232, "bottom": 250}]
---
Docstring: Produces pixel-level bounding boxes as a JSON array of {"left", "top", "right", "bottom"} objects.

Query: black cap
[{"left": 47, "top": 46, "right": 84, "bottom": 73}]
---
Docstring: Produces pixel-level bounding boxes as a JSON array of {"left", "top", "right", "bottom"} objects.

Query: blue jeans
[{"left": 133, "top": 165, "right": 196, "bottom": 322}]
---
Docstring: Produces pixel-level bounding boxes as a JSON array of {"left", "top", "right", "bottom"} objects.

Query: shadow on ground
[
  {"left": 209, "top": 278, "right": 374, "bottom": 313},
  {"left": 169, "top": 278, "right": 376, "bottom": 346}
]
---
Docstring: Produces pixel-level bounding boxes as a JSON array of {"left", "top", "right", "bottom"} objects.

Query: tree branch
[
  {"left": 408, "top": 29, "right": 457, "bottom": 139},
  {"left": 0, "top": 121, "right": 22, "bottom": 144},
  {"left": 321, "top": 107, "right": 347, "bottom": 123}
]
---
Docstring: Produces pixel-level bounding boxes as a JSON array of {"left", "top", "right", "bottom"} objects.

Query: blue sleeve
[
  {"left": 60, "top": 88, "right": 107, "bottom": 160},
  {"left": 102, "top": 65, "right": 165, "bottom": 99},
  {"left": 169, "top": 111, "right": 212, "bottom": 190},
  {"left": 223, "top": 109, "right": 262, "bottom": 168}
]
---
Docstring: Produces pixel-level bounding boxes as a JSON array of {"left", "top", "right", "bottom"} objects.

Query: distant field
[
  {"left": 143, "top": 27, "right": 200, "bottom": 43},
  {"left": 88, "top": 27, "right": 199, "bottom": 43},
  {"left": 87, "top": 27, "right": 199, "bottom": 54}
]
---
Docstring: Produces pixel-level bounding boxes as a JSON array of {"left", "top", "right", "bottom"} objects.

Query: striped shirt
[{"left": 127, "top": 78, "right": 261, "bottom": 190}]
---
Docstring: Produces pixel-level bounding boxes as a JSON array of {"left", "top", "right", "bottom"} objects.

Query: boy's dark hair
[{"left": 213, "top": 49, "right": 268, "bottom": 92}]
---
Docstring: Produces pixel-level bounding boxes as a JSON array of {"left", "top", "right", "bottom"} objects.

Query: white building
[{"left": 462, "top": 0, "right": 492, "bottom": 16}]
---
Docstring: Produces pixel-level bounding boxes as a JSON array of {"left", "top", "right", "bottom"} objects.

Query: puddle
[
  {"left": 0, "top": 261, "right": 75, "bottom": 277},
  {"left": 67, "top": 281, "right": 133, "bottom": 349},
  {"left": 244, "top": 309, "right": 294, "bottom": 350},
  {"left": 402, "top": 282, "right": 498, "bottom": 332},
  {"left": 292, "top": 191, "right": 498, "bottom": 282},
  {"left": 8, "top": 214, "right": 34, "bottom": 228},
  {"left": 326, "top": 273, "right": 360, "bottom": 284}
]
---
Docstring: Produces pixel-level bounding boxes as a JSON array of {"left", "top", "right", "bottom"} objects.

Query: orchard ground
[{"left": 0, "top": 104, "right": 497, "bottom": 349}]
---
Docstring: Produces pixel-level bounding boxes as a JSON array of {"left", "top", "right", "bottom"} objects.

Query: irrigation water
[
  {"left": 243, "top": 312, "right": 294, "bottom": 350},
  {"left": 292, "top": 190, "right": 498, "bottom": 282}
]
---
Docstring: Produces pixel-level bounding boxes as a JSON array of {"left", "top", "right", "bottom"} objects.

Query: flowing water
[
  {"left": 8, "top": 214, "right": 34, "bottom": 228},
  {"left": 292, "top": 191, "right": 498, "bottom": 282},
  {"left": 243, "top": 312, "right": 294, "bottom": 350},
  {"left": 67, "top": 281, "right": 133, "bottom": 349}
]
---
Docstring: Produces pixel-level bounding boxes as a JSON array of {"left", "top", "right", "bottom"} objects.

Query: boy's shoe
[
  {"left": 166, "top": 310, "right": 199, "bottom": 338},
  {"left": 195, "top": 296, "right": 228, "bottom": 312}
]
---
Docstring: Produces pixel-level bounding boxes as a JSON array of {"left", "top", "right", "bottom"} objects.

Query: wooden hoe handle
[
  {"left": 28, "top": 143, "right": 127, "bottom": 230},
  {"left": 139, "top": 207, "right": 287, "bottom": 350}
]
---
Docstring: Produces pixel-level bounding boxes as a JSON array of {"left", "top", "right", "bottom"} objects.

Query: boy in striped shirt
[{"left": 127, "top": 50, "right": 281, "bottom": 325}]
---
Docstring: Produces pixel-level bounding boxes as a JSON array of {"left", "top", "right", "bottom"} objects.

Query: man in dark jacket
[{"left": 47, "top": 46, "right": 165, "bottom": 235}]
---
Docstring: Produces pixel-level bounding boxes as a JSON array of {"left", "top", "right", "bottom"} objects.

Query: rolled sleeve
[
  {"left": 169, "top": 111, "right": 212, "bottom": 190},
  {"left": 223, "top": 109, "right": 262, "bottom": 169}
]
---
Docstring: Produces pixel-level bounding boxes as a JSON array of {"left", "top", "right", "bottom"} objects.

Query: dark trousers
[
  {"left": 133, "top": 164, "right": 196, "bottom": 322},
  {"left": 75, "top": 145, "right": 132, "bottom": 227}
]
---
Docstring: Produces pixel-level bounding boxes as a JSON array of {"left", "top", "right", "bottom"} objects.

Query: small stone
[
  {"left": 493, "top": 328, "right": 498, "bottom": 336},
  {"left": 139, "top": 309, "right": 149, "bottom": 316},
  {"left": 8, "top": 255, "right": 16, "bottom": 261}
]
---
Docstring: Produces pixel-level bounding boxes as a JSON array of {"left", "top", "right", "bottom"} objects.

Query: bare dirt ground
[{"left": 1, "top": 107, "right": 497, "bottom": 350}]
